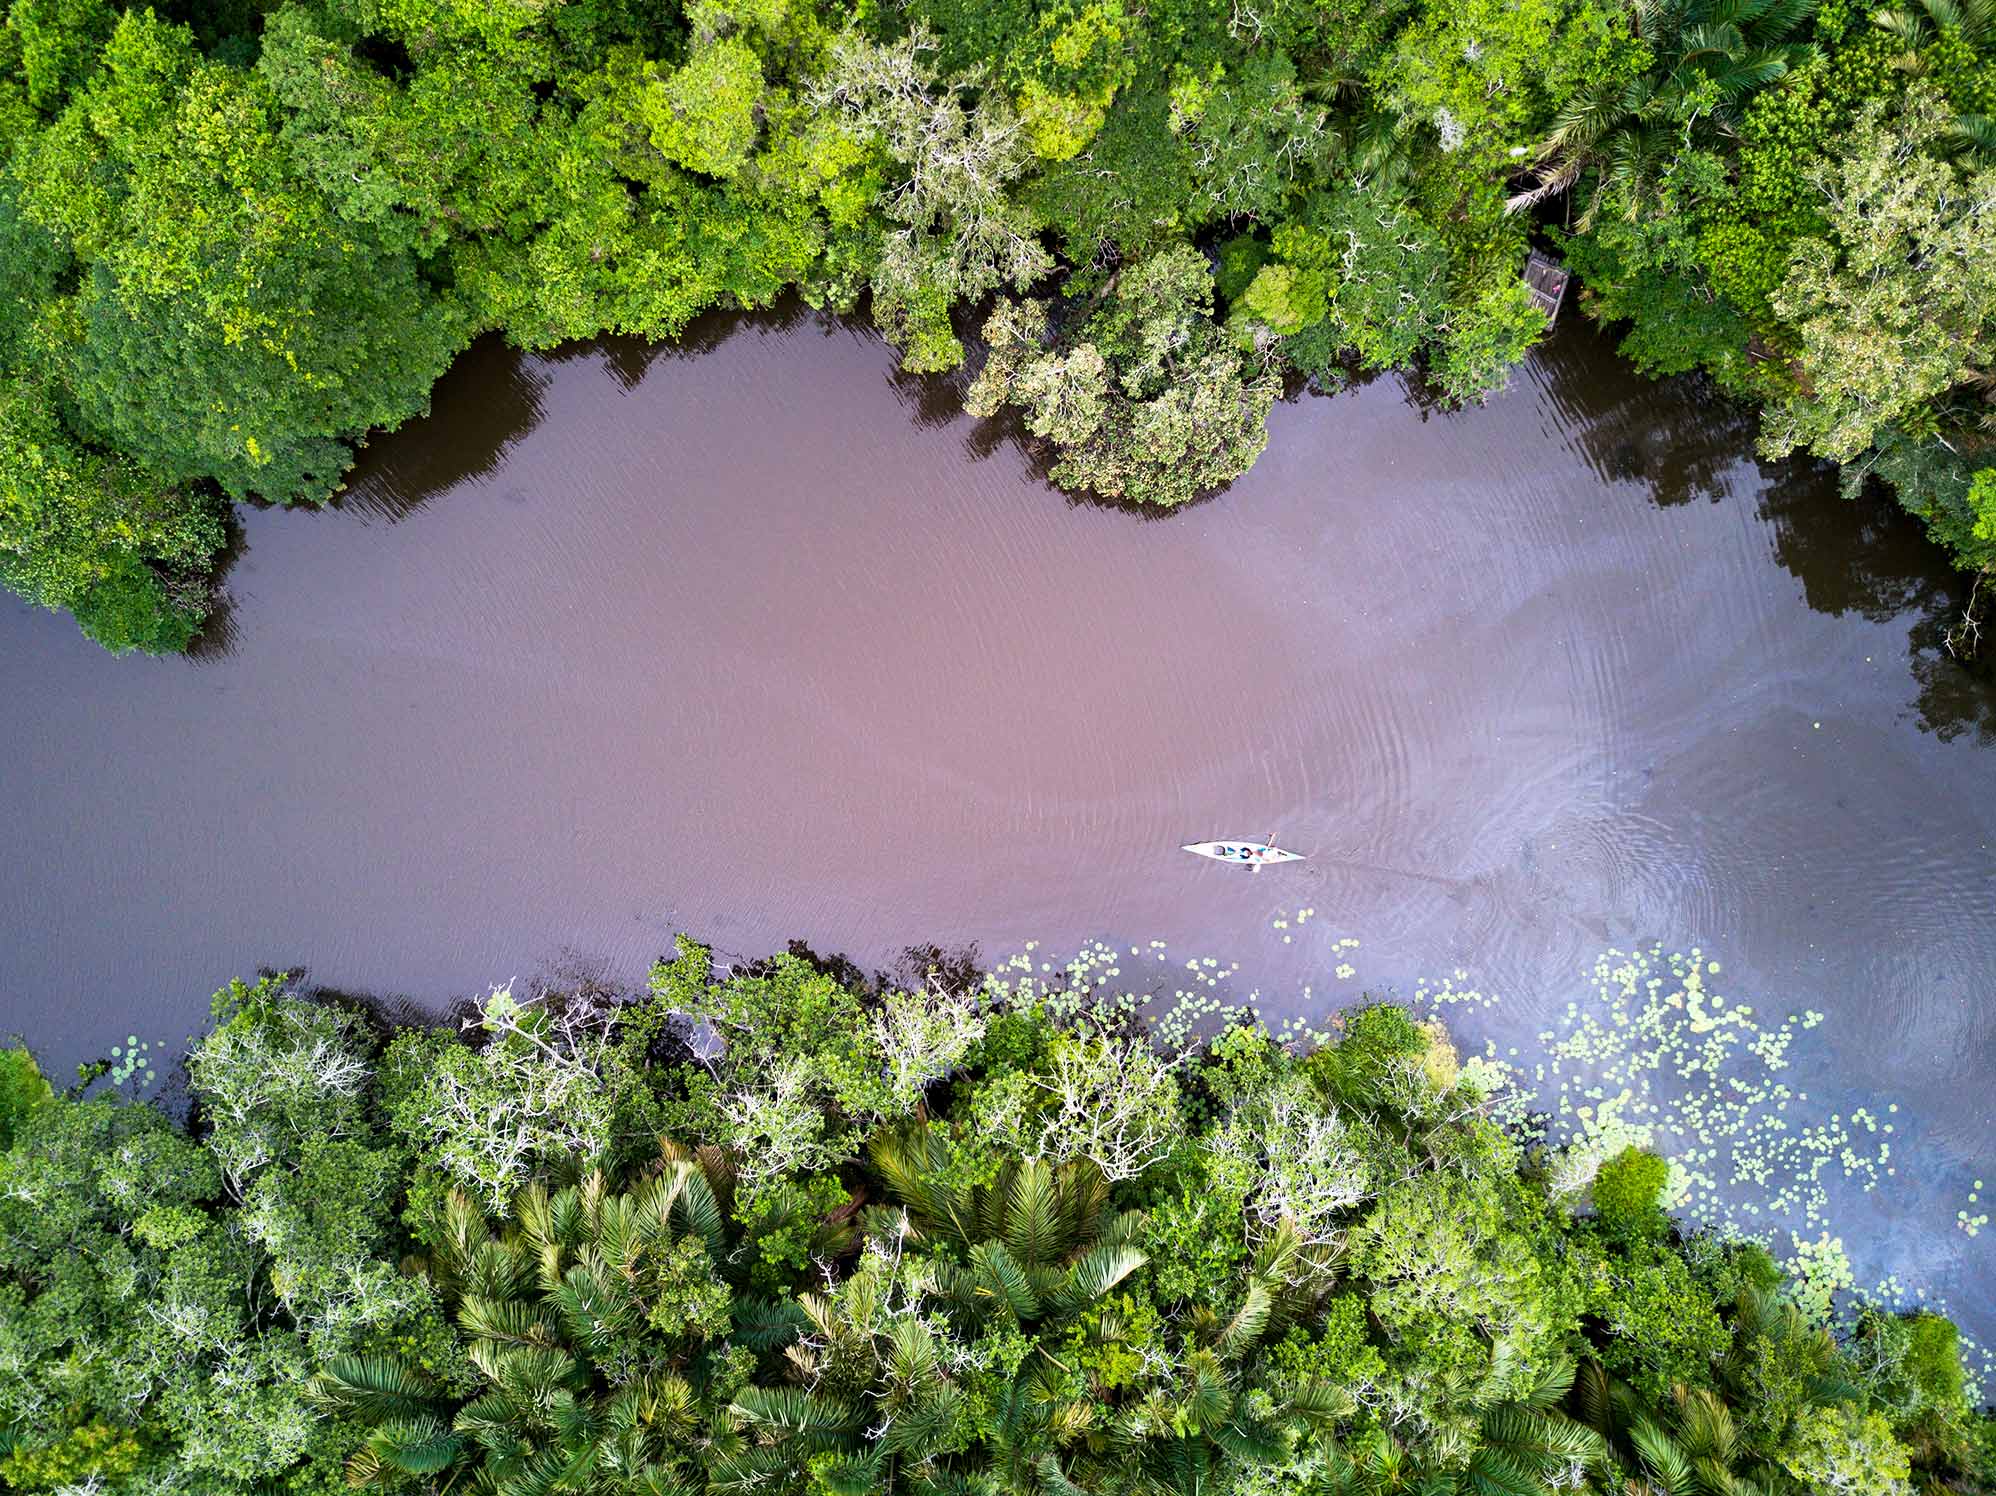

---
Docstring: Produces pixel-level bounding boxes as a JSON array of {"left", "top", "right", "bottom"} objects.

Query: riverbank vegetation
[
  {"left": 0, "top": 0, "right": 1992, "bottom": 649},
  {"left": 0, "top": 939, "right": 1989, "bottom": 1494}
]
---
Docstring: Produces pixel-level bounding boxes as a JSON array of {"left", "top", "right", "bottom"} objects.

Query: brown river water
[{"left": 2, "top": 308, "right": 1993, "bottom": 1335}]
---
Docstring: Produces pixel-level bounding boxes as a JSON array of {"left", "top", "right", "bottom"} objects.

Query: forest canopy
[
  {"left": 0, "top": 0, "right": 1993, "bottom": 649},
  {"left": 0, "top": 941, "right": 1991, "bottom": 1495}
]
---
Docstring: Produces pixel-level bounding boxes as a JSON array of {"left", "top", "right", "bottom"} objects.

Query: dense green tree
[
  {"left": 15, "top": 11, "right": 465, "bottom": 502},
  {"left": 967, "top": 244, "right": 1282, "bottom": 505},
  {"left": 0, "top": 374, "right": 225, "bottom": 651},
  {"left": 2, "top": 0, "right": 1995, "bottom": 652},
  {"left": 1024, "top": 84, "right": 1193, "bottom": 261},
  {"left": 1517, "top": 0, "right": 1818, "bottom": 228},
  {"left": 312, "top": 1159, "right": 750, "bottom": 1493},
  {"left": 1, "top": 944, "right": 1990, "bottom": 1494},
  {"left": 0, "top": 1048, "right": 49, "bottom": 1149},
  {"left": 1760, "top": 86, "right": 1996, "bottom": 463},
  {"left": 816, "top": 27, "right": 1049, "bottom": 370},
  {"left": 1235, "top": 190, "right": 1452, "bottom": 379},
  {"left": 5, "top": 0, "right": 117, "bottom": 111},
  {"left": 1590, "top": 1144, "right": 1670, "bottom": 1241}
]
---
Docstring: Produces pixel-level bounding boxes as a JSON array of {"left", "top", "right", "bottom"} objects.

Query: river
[{"left": 1, "top": 309, "right": 1991, "bottom": 1335}]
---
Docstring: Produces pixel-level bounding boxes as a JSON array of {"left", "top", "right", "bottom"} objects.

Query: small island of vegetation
[
  {"left": 0, "top": 938, "right": 1988, "bottom": 1495},
  {"left": 0, "top": 0, "right": 1993, "bottom": 652}
]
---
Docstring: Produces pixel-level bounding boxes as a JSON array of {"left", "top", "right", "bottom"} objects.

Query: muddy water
[{"left": 1, "top": 310, "right": 1991, "bottom": 1328}]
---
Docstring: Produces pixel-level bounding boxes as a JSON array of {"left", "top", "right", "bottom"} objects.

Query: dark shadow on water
[
  {"left": 337, "top": 336, "right": 555, "bottom": 521},
  {"left": 190, "top": 338, "right": 554, "bottom": 654},
  {"left": 1064, "top": 475, "right": 1230, "bottom": 522},
  {"left": 570, "top": 297, "right": 832, "bottom": 390},
  {"left": 1525, "top": 317, "right": 1996, "bottom": 742},
  {"left": 186, "top": 519, "right": 245, "bottom": 664},
  {"left": 1758, "top": 456, "right": 1941, "bottom": 624},
  {"left": 1288, "top": 360, "right": 1393, "bottom": 404},
  {"left": 340, "top": 298, "right": 837, "bottom": 523},
  {"left": 186, "top": 588, "right": 239, "bottom": 664},
  {"left": 1735, "top": 406, "right": 1996, "bottom": 744},
  {"left": 284, "top": 946, "right": 653, "bottom": 1043},
  {"left": 880, "top": 295, "right": 983, "bottom": 436},
  {"left": 889, "top": 941, "right": 985, "bottom": 997},
  {"left": 1527, "top": 323, "right": 1758, "bottom": 508},
  {"left": 251, "top": 965, "right": 466, "bottom": 1038},
  {"left": 887, "top": 361, "right": 968, "bottom": 432},
  {"left": 741, "top": 938, "right": 988, "bottom": 1000},
  {"left": 1909, "top": 617, "right": 1996, "bottom": 743}
]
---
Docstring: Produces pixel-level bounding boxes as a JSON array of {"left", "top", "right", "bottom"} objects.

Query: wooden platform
[{"left": 1524, "top": 250, "right": 1570, "bottom": 322}]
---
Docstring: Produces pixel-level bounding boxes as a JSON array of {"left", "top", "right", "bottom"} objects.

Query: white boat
[{"left": 1182, "top": 839, "right": 1305, "bottom": 869}]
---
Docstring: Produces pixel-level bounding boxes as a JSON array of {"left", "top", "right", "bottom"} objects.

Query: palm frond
[
  {"left": 552, "top": 1265, "right": 630, "bottom": 1351},
  {"left": 1210, "top": 1412, "right": 1290, "bottom": 1466},
  {"left": 1751, "top": 0, "right": 1818, "bottom": 39},
  {"left": 1946, "top": 112, "right": 1996, "bottom": 157},
  {"left": 728, "top": 1386, "right": 865, "bottom": 1452},
  {"left": 494, "top": 1345, "right": 583, "bottom": 1408},
  {"left": 883, "top": 1385, "right": 967, "bottom": 1458},
  {"left": 1509, "top": 162, "right": 1582, "bottom": 216},
  {"left": 459, "top": 1295, "right": 557, "bottom": 1348},
  {"left": 310, "top": 1355, "right": 435, "bottom": 1419},
  {"left": 452, "top": 1391, "right": 524, "bottom": 1438},
  {"left": 1286, "top": 1376, "right": 1355, "bottom": 1430},
  {"left": 458, "top": 1237, "right": 535, "bottom": 1303},
  {"left": 1051, "top": 1242, "right": 1146, "bottom": 1315},
  {"left": 1574, "top": 1358, "right": 1616, "bottom": 1437},
  {"left": 814, "top": 1449, "right": 887, "bottom": 1496},
  {"left": 431, "top": 1189, "right": 493, "bottom": 1284},
  {"left": 1709, "top": 51, "right": 1801, "bottom": 101},
  {"left": 1632, "top": 1416, "right": 1696, "bottom": 1495},
  {"left": 705, "top": 1445, "right": 808, "bottom": 1496},
  {"left": 871, "top": 1123, "right": 976, "bottom": 1248},
  {"left": 969, "top": 1240, "right": 1042, "bottom": 1322},
  {"left": 1034, "top": 1453, "right": 1092, "bottom": 1496},
  {"left": 1006, "top": 1158, "right": 1065, "bottom": 1266},
  {"left": 1673, "top": 1386, "right": 1739, "bottom": 1465},
  {"left": 667, "top": 1163, "right": 729, "bottom": 1256},
  {"left": 1216, "top": 1278, "right": 1273, "bottom": 1358},
  {"left": 1515, "top": 1351, "right": 1577, "bottom": 1411},
  {"left": 731, "top": 1294, "right": 810, "bottom": 1351},
  {"left": 548, "top": 1183, "right": 585, "bottom": 1249},
  {"left": 363, "top": 1416, "right": 464, "bottom": 1476},
  {"left": 633, "top": 1469, "right": 706, "bottom": 1496},
  {"left": 1459, "top": 1446, "right": 1541, "bottom": 1496},
  {"left": 1482, "top": 1404, "right": 1610, "bottom": 1474}
]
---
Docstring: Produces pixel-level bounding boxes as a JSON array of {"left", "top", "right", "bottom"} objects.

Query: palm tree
[
  {"left": 1509, "top": 0, "right": 1819, "bottom": 227},
  {"left": 734, "top": 1126, "right": 1358, "bottom": 1496},
  {"left": 1873, "top": 0, "right": 1994, "bottom": 64},
  {"left": 1464, "top": 1356, "right": 1613, "bottom": 1496},
  {"left": 312, "top": 1151, "right": 756, "bottom": 1495},
  {"left": 1569, "top": 1341, "right": 1831, "bottom": 1496},
  {"left": 1871, "top": 0, "right": 1996, "bottom": 157},
  {"left": 1711, "top": 1283, "right": 1861, "bottom": 1470},
  {"left": 1306, "top": 108, "right": 1420, "bottom": 196},
  {"left": 723, "top": 1124, "right": 1151, "bottom": 1494},
  {"left": 1083, "top": 1223, "right": 1351, "bottom": 1496},
  {"left": 1624, "top": 1387, "right": 1775, "bottom": 1496},
  {"left": 1310, "top": 1377, "right": 1611, "bottom": 1496},
  {"left": 867, "top": 1121, "right": 1150, "bottom": 1335}
]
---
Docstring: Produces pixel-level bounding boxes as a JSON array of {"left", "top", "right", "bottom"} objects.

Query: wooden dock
[{"left": 1524, "top": 250, "right": 1570, "bottom": 322}]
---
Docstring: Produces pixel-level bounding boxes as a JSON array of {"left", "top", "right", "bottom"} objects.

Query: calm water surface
[{"left": 2, "top": 312, "right": 1992, "bottom": 1330}]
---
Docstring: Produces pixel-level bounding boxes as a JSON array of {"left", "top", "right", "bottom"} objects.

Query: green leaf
[{"left": 1051, "top": 1242, "right": 1147, "bottom": 1314}]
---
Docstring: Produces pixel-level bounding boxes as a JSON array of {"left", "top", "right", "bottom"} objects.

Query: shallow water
[{"left": 1, "top": 310, "right": 1991, "bottom": 1333}]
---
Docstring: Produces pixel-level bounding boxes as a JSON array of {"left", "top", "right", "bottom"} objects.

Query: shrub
[{"left": 1592, "top": 1144, "right": 1671, "bottom": 1241}]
